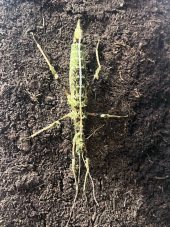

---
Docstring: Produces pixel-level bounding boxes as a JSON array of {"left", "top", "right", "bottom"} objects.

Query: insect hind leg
[
  {"left": 66, "top": 135, "right": 80, "bottom": 226},
  {"left": 82, "top": 155, "right": 99, "bottom": 206}
]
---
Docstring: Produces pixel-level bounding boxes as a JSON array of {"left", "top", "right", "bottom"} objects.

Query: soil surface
[{"left": 0, "top": 0, "right": 170, "bottom": 226}]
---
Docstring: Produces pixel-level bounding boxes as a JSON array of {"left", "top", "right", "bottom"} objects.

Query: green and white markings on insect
[{"left": 30, "top": 20, "right": 128, "bottom": 224}]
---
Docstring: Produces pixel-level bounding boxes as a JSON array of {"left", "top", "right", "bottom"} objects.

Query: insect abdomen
[{"left": 69, "top": 43, "right": 87, "bottom": 108}]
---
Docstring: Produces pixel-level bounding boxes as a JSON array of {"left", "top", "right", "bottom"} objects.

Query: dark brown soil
[{"left": 1, "top": 0, "right": 170, "bottom": 226}]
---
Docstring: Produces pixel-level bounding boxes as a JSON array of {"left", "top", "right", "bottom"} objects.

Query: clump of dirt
[{"left": 0, "top": 0, "right": 170, "bottom": 226}]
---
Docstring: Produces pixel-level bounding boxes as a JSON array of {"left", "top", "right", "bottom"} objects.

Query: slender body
[
  {"left": 30, "top": 19, "right": 128, "bottom": 225},
  {"left": 30, "top": 21, "right": 98, "bottom": 223},
  {"left": 68, "top": 20, "right": 87, "bottom": 161},
  {"left": 66, "top": 22, "right": 98, "bottom": 223},
  {"left": 68, "top": 20, "right": 87, "bottom": 187}
]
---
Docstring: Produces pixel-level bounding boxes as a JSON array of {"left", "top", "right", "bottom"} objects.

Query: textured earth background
[{"left": 0, "top": 0, "right": 170, "bottom": 226}]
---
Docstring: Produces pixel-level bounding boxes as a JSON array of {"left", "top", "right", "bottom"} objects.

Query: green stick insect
[{"left": 30, "top": 20, "right": 127, "bottom": 225}]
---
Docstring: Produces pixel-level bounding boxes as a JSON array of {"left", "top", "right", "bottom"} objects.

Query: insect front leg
[
  {"left": 31, "top": 32, "right": 59, "bottom": 80},
  {"left": 94, "top": 39, "right": 101, "bottom": 80},
  {"left": 92, "top": 40, "right": 128, "bottom": 118}
]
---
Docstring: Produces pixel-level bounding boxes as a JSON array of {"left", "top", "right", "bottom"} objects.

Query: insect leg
[
  {"left": 94, "top": 39, "right": 101, "bottom": 80},
  {"left": 72, "top": 135, "right": 79, "bottom": 194},
  {"left": 82, "top": 154, "right": 99, "bottom": 206},
  {"left": 66, "top": 135, "right": 79, "bottom": 226},
  {"left": 87, "top": 112, "right": 128, "bottom": 118},
  {"left": 31, "top": 32, "right": 59, "bottom": 80},
  {"left": 30, "top": 113, "right": 71, "bottom": 138}
]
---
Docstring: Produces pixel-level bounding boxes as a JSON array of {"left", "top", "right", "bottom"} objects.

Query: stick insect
[{"left": 29, "top": 20, "right": 128, "bottom": 225}]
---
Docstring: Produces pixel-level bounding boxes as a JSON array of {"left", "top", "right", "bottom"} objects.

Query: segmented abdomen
[{"left": 69, "top": 43, "right": 87, "bottom": 106}]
